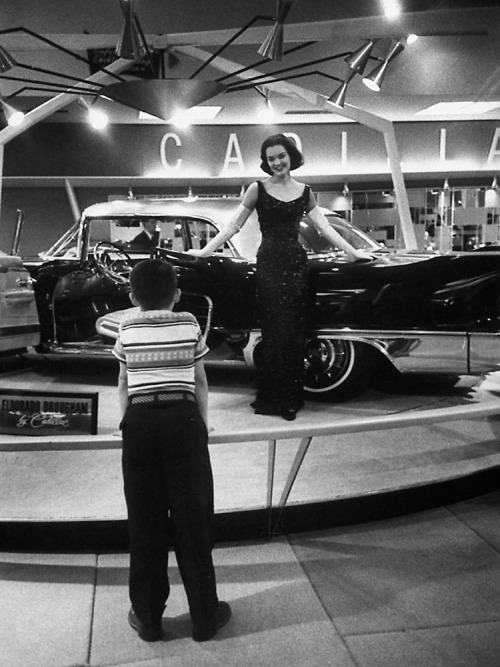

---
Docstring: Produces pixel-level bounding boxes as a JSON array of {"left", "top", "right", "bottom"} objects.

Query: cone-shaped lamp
[
  {"left": 0, "top": 96, "right": 24, "bottom": 126},
  {"left": 258, "top": 0, "right": 296, "bottom": 61},
  {"left": 363, "top": 40, "right": 404, "bottom": 92},
  {"left": 328, "top": 81, "right": 349, "bottom": 108},
  {"left": 345, "top": 39, "right": 377, "bottom": 75},
  {"left": 115, "top": 0, "right": 147, "bottom": 60}
]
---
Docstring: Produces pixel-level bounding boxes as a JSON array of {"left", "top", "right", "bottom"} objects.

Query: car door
[
  {"left": 33, "top": 217, "right": 131, "bottom": 347},
  {"left": 157, "top": 216, "right": 257, "bottom": 331}
]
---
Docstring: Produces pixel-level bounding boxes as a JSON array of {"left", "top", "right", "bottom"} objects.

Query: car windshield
[
  {"left": 41, "top": 215, "right": 235, "bottom": 259},
  {"left": 40, "top": 211, "right": 381, "bottom": 261},
  {"left": 299, "top": 214, "right": 381, "bottom": 254}
]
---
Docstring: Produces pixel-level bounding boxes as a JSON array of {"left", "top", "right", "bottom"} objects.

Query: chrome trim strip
[{"left": 307, "top": 328, "right": 500, "bottom": 375}]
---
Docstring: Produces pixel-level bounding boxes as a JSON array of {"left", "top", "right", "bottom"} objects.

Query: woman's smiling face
[{"left": 265, "top": 144, "right": 291, "bottom": 175}]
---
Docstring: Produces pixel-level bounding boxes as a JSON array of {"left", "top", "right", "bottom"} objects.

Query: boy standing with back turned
[{"left": 113, "top": 258, "right": 231, "bottom": 642}]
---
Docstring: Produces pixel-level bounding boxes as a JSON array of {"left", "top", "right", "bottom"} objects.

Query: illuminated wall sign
[
  {"left": 0, "top": 390, "right": 98, "bottom": 436},
  {"left": 5, "top": 121, "right": 500, "bottom": 179}
]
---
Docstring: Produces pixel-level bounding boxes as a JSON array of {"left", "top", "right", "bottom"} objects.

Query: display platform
[{"left": 0, "top": 354, "right": 499, "bottom": 548}]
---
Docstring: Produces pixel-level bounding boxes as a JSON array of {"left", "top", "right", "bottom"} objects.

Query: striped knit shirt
[{"left": 112, "top": 308, "right": 209, "bottom": 396}]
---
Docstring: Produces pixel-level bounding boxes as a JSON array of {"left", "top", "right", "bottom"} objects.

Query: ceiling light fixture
[
  {"left": 0, "top": 93, "right": 24, "bottom": 126},
  {"left": 258, "top": 0, "right": 297, "bottom": 61},
  {"left": 170, "top": 111, "right": 191, "bottom": 128},
  {"left": 88, "top": 107, "right": 109, "bottom": 130},
  {"left": 327, "top": 81, "right": 349, "bottom": 109},
  {"left": 362, "top": 40, "right": 404, "bottom": 92},
  {"left": 115, "top": 0, "right": 148, "bottom": 61},
  {"left": 327, "top": 68, "right": 357, "bottom": 109},
  {"left": 256, "top": 85, "right": 276, "bottom": 123},
  {"left": 345, "top": 39, "right": 378, "bottom": 75},
  {"left": 79, "top": 97, "right": 109, "bottom": 130},
  {"left": 382, "top": 0, "right": 401, "bottom": 20},
  {"left": 0, "top": 2, "right": 403, "bottom": 125}
]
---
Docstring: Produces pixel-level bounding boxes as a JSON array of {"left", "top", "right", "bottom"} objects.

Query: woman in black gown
[{"left": 191, "top": 134, "right": 365, "bottom": 420}]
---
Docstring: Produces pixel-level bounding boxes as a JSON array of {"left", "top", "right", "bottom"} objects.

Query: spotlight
[
  {"left": 328, "top": 82, "right": 348, "bottom": 109},
  {"left": 115, "top": 0, "right": 148, "bottom": 60},
  {"left": 170, "top": 113, "right": 191, "bottom": 128},
  {"left": 258, "top": 98, "right": 275, "bottom": 123},
  {"left": 79, "top": 97, "right": 109, "bottom": 130},
  {"left": 256, "top": 86, "right": 276, "bottom": 122},
  {"left": 88, "top": 107, "right": 109, "bottom": 130},
  {"left": 345, "top": 40, "right": 377, "bottom": 75},
  {"left": 382, "top": 0, "right": 401, "bottom": 20},
  {"left": 362, "top": 40, "right": 404, "bottom": 92},
  {"left": 258, "top": 0, "right": 296, "bottom": 61},
  {"left": 0, "top": 95, "right": 25, "bottom": 126}
]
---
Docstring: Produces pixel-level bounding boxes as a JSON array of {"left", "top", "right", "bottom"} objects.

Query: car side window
[
  {"left": 157, "top": 220, "right": 184, "bottom": 251},
  {"left": 187, "top": 218, "right": 234, "bottom": 255}
]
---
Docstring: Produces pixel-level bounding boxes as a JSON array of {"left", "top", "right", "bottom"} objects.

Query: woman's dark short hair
[
  {"left": 259, "top": 133, "right": 304, "bottom": 174},
  {"left": 130, "top": 259, "right": 177, "bottom": 310}
]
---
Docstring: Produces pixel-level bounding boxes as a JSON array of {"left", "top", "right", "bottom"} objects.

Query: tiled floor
[{"left": 0, "top": 489, "right": 499, "bottom": 667}]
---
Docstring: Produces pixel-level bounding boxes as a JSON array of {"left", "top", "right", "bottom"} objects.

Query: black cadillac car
[{"left": 24, "top": 196, "right": 500, "bottom": 400}]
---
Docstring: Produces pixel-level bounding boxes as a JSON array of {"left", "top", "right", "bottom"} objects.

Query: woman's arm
[{"left": 189, "top": 183, "right": 258, "bottom": 257}]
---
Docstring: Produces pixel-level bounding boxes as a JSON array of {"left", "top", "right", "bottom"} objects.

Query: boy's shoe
[
  {"left": 192, "top": 601, "right": 232, "bottom": 642},
  {"left": 128, "top": 607, "right": 163, "bottom": 642}
]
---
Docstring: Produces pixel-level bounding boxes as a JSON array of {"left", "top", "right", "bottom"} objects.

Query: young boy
[{"left": 113, "top": 258, "right": 231, "bottom": 642}]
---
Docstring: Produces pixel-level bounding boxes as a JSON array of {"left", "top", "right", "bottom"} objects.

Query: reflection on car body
[{"left": 25, "top": 196, "right": 500, "bottom": 400}]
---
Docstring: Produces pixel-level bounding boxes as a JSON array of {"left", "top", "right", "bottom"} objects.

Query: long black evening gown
[{"left": 252, "top": 180, "right": 311, "bottom": 416}]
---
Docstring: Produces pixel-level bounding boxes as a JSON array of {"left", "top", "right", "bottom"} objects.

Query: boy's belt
[{"left": 129, "top": 391, "right": 196, "bottom": 406}]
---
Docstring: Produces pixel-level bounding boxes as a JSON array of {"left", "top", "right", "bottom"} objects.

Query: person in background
[
  {"left": 189, "top": 133, "right": 368, "bottom": 421},
  {"left": 114, "top": 258, "right": 231, "bottom": 643},
  {"left": 130, "top": 219, "right": 159, "bottom": 249}
]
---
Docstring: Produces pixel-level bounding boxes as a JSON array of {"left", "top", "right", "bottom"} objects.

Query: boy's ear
[
  {"left": 129, "top": 292, "right": 139, "bottom": 306},
  {"left": 174, "top": 288, "right": 181, "bottom": 304}
]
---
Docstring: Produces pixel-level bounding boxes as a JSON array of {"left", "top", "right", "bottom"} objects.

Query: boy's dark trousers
[{"left": 121, "top": 398, "right": 219, "bottom": 633}]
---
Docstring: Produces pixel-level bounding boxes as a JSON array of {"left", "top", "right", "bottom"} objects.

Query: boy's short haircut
[{"left": 130, "top": 259, "right": 178, "bottom": 310}]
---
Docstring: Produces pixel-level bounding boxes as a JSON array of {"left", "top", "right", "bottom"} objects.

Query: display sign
[
  {"left": 6, "top": 121, "right": 500, "bottom": 180},
  {"left": 0, "top": 390, "right": 98, "bottom": 437}
]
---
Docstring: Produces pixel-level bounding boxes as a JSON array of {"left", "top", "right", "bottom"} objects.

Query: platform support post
[
  {"left": 267, "top": 439, "right": 277, "bottom": 535},
  {"left": 273, "top": 436, "right": 313, "bottom": 534}
]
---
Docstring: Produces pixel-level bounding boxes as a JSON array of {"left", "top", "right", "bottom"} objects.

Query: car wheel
[{"left": 303, "top": 337, "right": 372, "bottom": 401}]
